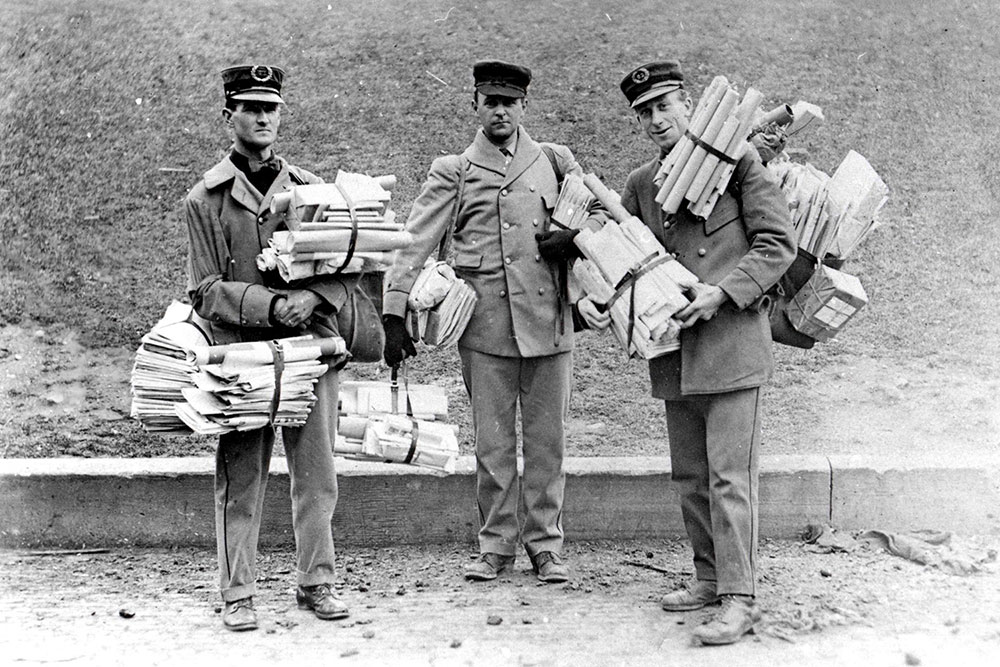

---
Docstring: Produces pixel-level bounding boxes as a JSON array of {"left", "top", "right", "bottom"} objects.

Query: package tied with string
[
  {"left": 131, "top": 302, "right": 348, "bottom": 435},
  {"left": 784, "top": 265, "right": 869, "bottom": 342},
  {"left": 568, "top": 174, "right": 698, "bottom": 359},
  {"left": 403, "top": 259, "right": 478, "bottom": 348},
  {"left": 335, "top": 373, "right": 459, "bottom": 473},
  {"left": 653, "top": 75, "right": 764, "bottom": 220}
]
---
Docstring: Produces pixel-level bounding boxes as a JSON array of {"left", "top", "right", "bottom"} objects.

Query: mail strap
[
  {"left": 265, "top": 339, "right": 286, "bottom": 425},
  {"left": 684, "top": 129, "right": 738, "bottom": 164}
]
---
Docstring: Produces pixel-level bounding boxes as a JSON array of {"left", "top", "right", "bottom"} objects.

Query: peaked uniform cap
[
  {"left": 221, "top": 64, "right": 285, "bottom": 104},
  {"left": 473, "top": 60, "right": 531, "bottom": 98},
  {"left": 620, "top": 60, "right": 685, "bottom": 108}
]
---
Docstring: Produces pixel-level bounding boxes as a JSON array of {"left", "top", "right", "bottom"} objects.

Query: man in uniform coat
[
  {"left": 591, "top": 60, "right": 796, "bottom": 644},
  {"left": 185, "top": 64, "right": 353, "bottom": 630},
  {"left": 382, "top": 60, "right": 601, "bottom": 583}
]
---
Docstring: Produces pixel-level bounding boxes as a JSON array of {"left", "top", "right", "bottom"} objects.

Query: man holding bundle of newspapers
[
  {"left": 382, "top": 60, "right": 606, "bottom": 584},
  {"left": 185, "top": 64, "right": 352, "bottom": 631},
  {"left": 588, "top": 60, "right": 797, "bottom": 645}
]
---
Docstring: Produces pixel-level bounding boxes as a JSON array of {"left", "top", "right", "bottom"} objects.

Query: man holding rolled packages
[
  {"left": 382, "top": 60, "right": 603, "bottom": 584},
  {"left": 185, "top": 64, "right": 352, "bottom": 630},
  {"left": 580, "top": 60, "right": 796, "bottom": 644}
]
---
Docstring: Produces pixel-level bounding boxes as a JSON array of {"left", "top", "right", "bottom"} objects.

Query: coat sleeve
[
  {"left": 185, "top": 193, "right": 278, "bottom": 328},
  {"left": 716, "top": 150, "right": 797, "bottom": 309},
  {"left": 382, "top": 155, "right": 463, "bottom": 318}
]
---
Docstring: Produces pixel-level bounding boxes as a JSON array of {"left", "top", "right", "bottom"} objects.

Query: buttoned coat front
[
  {"left": 185, "top": 156, "right": 354, "bottom": 345},
  {"left": 620, "top": 146, "right": 796, "bottom": 397},
  {"left": 383, "top": 128, "right": 579, "bottom": 357}
]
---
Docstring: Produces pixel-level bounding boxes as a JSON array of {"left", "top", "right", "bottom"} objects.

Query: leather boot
[{"left": 692, "top": 595, "right": 761, "bottom": 646}]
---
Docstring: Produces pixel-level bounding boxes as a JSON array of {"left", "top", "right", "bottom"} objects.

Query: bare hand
[
  {"left": 273, "top": 290, "right": 322, "bottom": 328},
  {"left": 675, "top": 283, "right": 729, "bottom": 329},
  {"left": 577, "top": 295, "right": 612, "bottom": 330}
]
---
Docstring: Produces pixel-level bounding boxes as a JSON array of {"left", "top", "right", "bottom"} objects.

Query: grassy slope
[{"left": 1, "top": 0, "right": 998, "bottom": 455}]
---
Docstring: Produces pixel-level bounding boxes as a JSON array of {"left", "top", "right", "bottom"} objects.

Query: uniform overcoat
[
  {"left": 620, "top": 146, "right": 796, "bottom": 396},
  {"left": 383, "top": 128, "right": 580, "bottom": 356}
]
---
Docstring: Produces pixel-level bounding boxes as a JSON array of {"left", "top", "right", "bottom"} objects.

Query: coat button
[
  {"left": 698, "top": 248, "right": 707, "bottom": 257},
  {"left": 534, "top": 254, "right": 541, "bottom": 262},
  {"left": 505, "top": 257, "right": 512, "bottom": 265},
  {"left": 532, "top": 219, "right": 539, "bottom": 226},
  {"left": 258, "top": 215, "right": 265, "bottom": 226},
  {"left": 499, "top": 290, "right": 507, "bottom": 298},
  {"left": 501, "top": 189, "right": 508, "bottom": 197},
  {"left": 538, "top": 287, "right": 544, "bottom": 295},
  {"left": 529, "top": 185, "right": 536, "bottom": 192},
  {"left": 502, "top": 222, "right": 511, "bottom": 230}
]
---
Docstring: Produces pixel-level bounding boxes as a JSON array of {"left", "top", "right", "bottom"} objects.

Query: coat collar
[
  {"left": 202, "top": 154, "right": 293, "bottom": 214},
  {"left": 464, "top": 127, "right": 542, "bottom": 186}
]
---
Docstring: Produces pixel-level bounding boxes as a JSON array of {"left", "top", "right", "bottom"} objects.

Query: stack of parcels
[
  {"left": 785, "top": 266, "right": 869, "bottom": 342},
  {"left": 654, "top": 75, "right": 764, "bottom": 220},
  {"left": 769, "top": 150, "right": 889, "bottom": 262},
  {"left": 404, "top": 260, "right": 478, "bottom": 347},
  {"left": 565, "top": 173, "right": 699, "bottom": 359},
  {"left": 335, "top": 380, "right": 459, "bottom": 474},
  {"left": 130, "top": 302, "right": 348, "bottom": 435},
  {"left": 258, "top": 171, "right": 409, "bottom": 282}
]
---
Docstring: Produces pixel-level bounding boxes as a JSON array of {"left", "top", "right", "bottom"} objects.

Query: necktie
[{"left": 499, "top": 147, "right": 512, "bottom": 167}]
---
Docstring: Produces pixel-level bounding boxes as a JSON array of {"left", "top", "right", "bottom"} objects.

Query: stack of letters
[{"left": 335, "top": 379, "right": 459, "bottom": 474}]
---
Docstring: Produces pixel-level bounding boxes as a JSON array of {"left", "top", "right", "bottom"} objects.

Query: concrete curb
[{"left": 1, "top": 455, "right": 998, "bottom": 548}]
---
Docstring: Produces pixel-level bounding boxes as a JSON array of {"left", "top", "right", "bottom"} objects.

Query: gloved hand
[
  {"left": 535, "top": 228, "right": 583, "bottom": 262},
  {"left": 382, "top": 314, "right": 417, "bottom": 367}
]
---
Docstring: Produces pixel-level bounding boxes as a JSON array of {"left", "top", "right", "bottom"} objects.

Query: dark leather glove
[
  {"left": 535, "top": 228, "right": 583, "bottom": 262},
  {"left": 382, "top": 314, "right": 416, "bottom": 367}
]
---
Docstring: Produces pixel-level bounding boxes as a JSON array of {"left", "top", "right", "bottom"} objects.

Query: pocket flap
[
  {"left": 542, "top": 191, "right": 559, "bottom": 210},
  {"left": 454, "top": 252, "right": 483, "bottom": 269},
  {"left": 703, "top": 196, "right": 740, "bottom": 236}
]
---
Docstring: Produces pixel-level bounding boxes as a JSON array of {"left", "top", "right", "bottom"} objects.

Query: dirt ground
[
  {"left": 1, "top": 321, "right": 998, "bottom": 460},
  {"left": 1, "top": 536, "right": 998, "bottom": 666}
]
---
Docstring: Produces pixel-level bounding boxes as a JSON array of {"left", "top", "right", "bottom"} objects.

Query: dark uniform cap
[
  {"left": 473, "top": 60, "right": 531, "bottom": 98},
  {"left": 620, "top": 60, "right": 685, "bottom": 109},
  {"left": 221, "top": 64, "right": 285, "bottom": 104}
]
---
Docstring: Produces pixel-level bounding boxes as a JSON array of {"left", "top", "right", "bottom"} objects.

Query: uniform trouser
[
  {"left": 215, "top": 370, "right": 340, "bottom": 602},
  {"left": 460, "top": 348, "right": 572, "bottom": 558},
  {"left": 664, "top": 386, "right": 761, "bottom": 597}
]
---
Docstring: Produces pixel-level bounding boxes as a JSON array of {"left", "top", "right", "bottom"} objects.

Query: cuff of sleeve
[
  {"left": 303, "top": 280, "right": 350, "bottom": 314},
  {"left": 718, "top": 268, "right": 765, "bottom": 310},
  {"left": 240, "top": 284, "right": 279, "bottom": 328},
  {"left": 383, "top": 290, "right": 409, "bottom": 318}
]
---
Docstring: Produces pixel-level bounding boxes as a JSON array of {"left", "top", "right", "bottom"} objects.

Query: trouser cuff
[{"left": 221, "top": 583, "right": 255, "bottom": 603}]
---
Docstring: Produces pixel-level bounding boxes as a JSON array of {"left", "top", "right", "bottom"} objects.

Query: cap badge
[
  {"left": 632, "top": 68, "right": 650, "bottom": 84},
  {"left": 250, "top": 65, "right": 274, "bottom": 83}
]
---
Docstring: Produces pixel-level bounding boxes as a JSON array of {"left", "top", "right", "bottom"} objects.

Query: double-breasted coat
[{"left": 383, "top": 128, "right": 579, "bottom": 356}]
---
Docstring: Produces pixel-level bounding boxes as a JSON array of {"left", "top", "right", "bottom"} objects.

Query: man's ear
[{"left": 221, "top": 108, "right": 233, "bottom": 125}]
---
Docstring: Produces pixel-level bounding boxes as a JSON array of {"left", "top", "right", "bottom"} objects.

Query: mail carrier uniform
[
  {"left": 621, "top": 139, "right": 795, "bottom": 597},
  {"left": 383, "top": 124, "right": 582, "bottom": 561}
]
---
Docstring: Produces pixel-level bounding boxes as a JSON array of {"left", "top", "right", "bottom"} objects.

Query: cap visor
[
  {"left": 230, "top": 91, "right": 285, "bottom": 104},
  {"left": 630, "top": 83, "right": 682, "bottom": 109},
  {"left": 476, "top": 84, "right": 526, "bottom": 98}
]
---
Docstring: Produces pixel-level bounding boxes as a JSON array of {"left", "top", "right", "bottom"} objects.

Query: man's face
[
  {"left": 224, "top": 101, "right": 282, "bottom": 152},
  {"left": 635, "top": 90, "right": 691, "bottom": 153},
  {"left": 473, "top": 93, "right": 525, "bottom": 144}
]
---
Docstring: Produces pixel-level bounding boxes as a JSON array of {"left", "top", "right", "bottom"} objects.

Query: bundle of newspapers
[
  {"left": 130, "top": 302, "right": 347, "bottom": 435},
  {"left": 556, "top": 173, "right": 698, "bottom": 359},
  {"left": 257, "top": 171, "right": 410, "bottom": 281},
  {"left": 335, "top": 376, "right": 459, "bottom": 474},
  {"left": 404, "top": 259, "right": 478, "bottom": 347}
]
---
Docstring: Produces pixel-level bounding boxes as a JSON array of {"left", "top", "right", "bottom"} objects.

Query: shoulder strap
[
  {"left": 436, "top": 157, "right": 469, "bottom": 262},
  {"left": 540, "top": 144, "right": 563, "bottom": 187}
]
